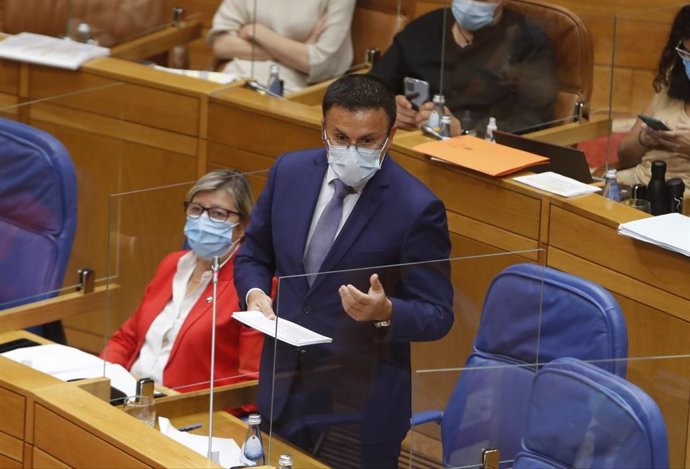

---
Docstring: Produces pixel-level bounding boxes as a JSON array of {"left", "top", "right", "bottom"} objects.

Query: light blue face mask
[
  {"left": 184, "top": 214, "right": 236, "bottom": 260},
  {"left": 327, "top": 145, "right": 383, "bottom": 187},
  {"left": 683, "top": 58, "right": 690, "bottom": 81},
  {"left": 452, "top": 0, "right": 498, "bottom": 32}
]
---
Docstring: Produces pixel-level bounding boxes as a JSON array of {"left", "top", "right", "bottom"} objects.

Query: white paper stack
[
  {"left": 2, "top": 343, "right": 137, "bottom": 395},
  {"left": 158, "top": 417, "right": 241, "bottom": 468},
  {"left": 513, "top": 171, "right": 601, "bottom": 197},
  {"left": 0, "top": 33, "right": 110, "bottom": 70},
  {"left": 151, "top": 64, "right": 237, "bottom": 84},
  {"left": 233, "top": 311, "right": 333, "bottom": 347},
  {"left": 618, "top": 213, "right": 690, "bottom": 257}
]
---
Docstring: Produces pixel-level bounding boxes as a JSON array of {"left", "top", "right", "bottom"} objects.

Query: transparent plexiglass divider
[
  {"left": 264, "top": 250, "right": 544, "bottom": 468},
  {"left": 0, "top": 82, "right": 125, "bottom": 377},
  {"left": 65, "top": 0, "right": 178, "bottom": 48},
  {"left": 100, "top": 169, "right": 272, "bottom": 467},
  {"left": 603, "top": 4, "right": 686, "bottom": 176},
  {"left": 411, "top": 354, "right": 690, "bottom": 469}
]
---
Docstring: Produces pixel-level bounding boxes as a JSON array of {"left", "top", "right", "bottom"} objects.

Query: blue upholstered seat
[
  {"left": 410, "top": 263, "right": 628, "bottom": 468},
  {"left": 0, "top": 117, "right": 77, "bottom": 342},
  {"left": 514, "top": 357, "right": 668, "bottom": 469}
]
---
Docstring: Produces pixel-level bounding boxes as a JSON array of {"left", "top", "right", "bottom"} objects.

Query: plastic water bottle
[
  {"left": 647, "top": 160, "right": 668, "bottom": 215},
  {"left": 439, "top": 115, "right": 452, "bottom": 138},
  {"left": 168, "top": 7, "right": 189, "bottom": 69},
  {"left": 427, "top": 94, "right": 445, "bottom": 131},
  {"left": 240, "top": 414, "right": 265, "bottom": 466},
  {"left": 485, "top": 117, "right": 497, "bottom": 142},
  {"left": 602, "top": 169, "right": 621, "bottom": 202},
  {"left": 267, "top": 64, "right": 284, "bottom": 96}
]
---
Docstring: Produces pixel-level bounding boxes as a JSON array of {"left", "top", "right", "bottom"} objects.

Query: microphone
[{"left": 207, "top": 255, "right": 220, "bottom": 458}]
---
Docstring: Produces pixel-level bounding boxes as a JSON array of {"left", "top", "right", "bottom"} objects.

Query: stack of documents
[
  {"left": 0, "top": 32, "right": 110, "bottom": 70},
  {"left": 151, "top": 65, "right": 237, "bottom": 84},
  {"left": 233, "top": 311, "right": 332, "bottom": 347},
  {"left": 158, "top": 417, "right": 241, "bottom": 467},
  {"left": 513, "top": 172, "right": 602, "bottom": 197},
  {"left": 2, "top": 343, "right": 137, "bottom": 395},
  {"left": 618, "top": 213, "right": 690, "bottom": 257}
]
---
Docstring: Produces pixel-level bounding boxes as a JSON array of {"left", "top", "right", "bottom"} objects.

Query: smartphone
[
  {"left": 404, "top": 77, "right": 430, "bottom": 110},
  {"left": 638, "top": 114, "right": 670, "bottom": 131}
]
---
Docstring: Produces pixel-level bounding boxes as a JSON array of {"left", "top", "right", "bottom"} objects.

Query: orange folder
[{"left": 414, "top": 135, "right": 549, "bottom": 177}]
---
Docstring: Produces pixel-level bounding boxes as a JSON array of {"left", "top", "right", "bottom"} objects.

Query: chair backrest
[
  {"left": 0, "top": 118, "right": 77, "bottom": 310},
  {"left": 350, "top": 3, "right": 408, "bottom": 68},
  {"left": 440, "top": 263, "right": 627, "bottom": 467},
  {"left": 506, "top": 0, "right": 594, "bottom": 123},
  {"left": 514, "top": 357, "right": 669, "bottom": 469}
]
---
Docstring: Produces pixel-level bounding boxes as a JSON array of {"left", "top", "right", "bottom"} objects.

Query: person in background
[
  {"left": 371, "top": 0, "right": 557, "bottom": 137},
  {"left": 208, "top": 0, "right": 356, "bottom": 94},
  {"left": 102, "top": 169, "right": 263, "bottom": 393},
  {"left": 234, "top": 74, "right": 454, "bottom": 468},
  {"left": 616, "top": 5, "right": 690, "bottom": 194}
]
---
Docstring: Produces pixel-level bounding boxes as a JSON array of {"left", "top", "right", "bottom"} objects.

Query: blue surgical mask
[
  {"left": 452, "top": 0, "right": 498, "bottom": 32},
  {"left": 184, "top": 214, "right": 236, "bottom": 260},
  {"left": 327, "top": 145, "right": 384, "bottom": 187},
  {"left": 683, "top": 58, "right": 690, "bottom": 81}
]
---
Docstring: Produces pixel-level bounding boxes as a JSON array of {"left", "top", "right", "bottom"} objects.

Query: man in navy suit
[{"left": 235, "top": 74, "right": 454, "bottom": 468}]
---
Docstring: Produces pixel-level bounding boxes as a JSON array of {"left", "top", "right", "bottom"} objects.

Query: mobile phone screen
[{"left": 638, "top": 114, "right": 670, "bottom": 131}]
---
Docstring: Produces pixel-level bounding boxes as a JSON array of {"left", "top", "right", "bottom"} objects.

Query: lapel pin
[{"left": 206, "top": 296, "right": 213, "bottom": 303}]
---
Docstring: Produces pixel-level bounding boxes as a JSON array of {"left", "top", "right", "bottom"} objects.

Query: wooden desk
[
  {"left": 0, "top": 49, "right": 688, "bottom": 467},
  {"left": 0, "top": 332, "right": 326, "bottom": 468}
]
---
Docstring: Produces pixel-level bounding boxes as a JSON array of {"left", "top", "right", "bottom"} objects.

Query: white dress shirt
[{"left": 130, "top": 251, "right": 230, "bottom": 384}]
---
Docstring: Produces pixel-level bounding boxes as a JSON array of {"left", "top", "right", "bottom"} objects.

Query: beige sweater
[{"left": 209, "top": 0, "right": 355, "bottom": 93}]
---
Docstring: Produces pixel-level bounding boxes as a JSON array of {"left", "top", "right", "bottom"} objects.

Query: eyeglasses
[
  {"left": 184, "top": 201, "right": 240, "bottom": 223},
  {"left": 322, "top": 130, "right": 389, "bottom": 155},
  {"left": 676, "top": 40, "right": 690, "bottom": 61}
]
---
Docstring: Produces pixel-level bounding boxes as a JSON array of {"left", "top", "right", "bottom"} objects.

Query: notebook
[{"left": 493, "top": 130, "right": 594, "bottom": 183}]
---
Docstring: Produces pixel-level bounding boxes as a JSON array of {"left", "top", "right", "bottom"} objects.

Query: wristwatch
[{"left": 374, "top": 320, "right": 391, "bottom": 328}]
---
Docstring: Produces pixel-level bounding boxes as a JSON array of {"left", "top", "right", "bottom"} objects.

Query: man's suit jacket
[
  {"left": 235, "top": 148, "right": 454, "bottom": 444},
  {"left": 102, "top": 251, "right": 263, "bottom": 392}
]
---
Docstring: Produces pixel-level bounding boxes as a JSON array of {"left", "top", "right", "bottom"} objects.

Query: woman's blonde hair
[{"left": 185, "top": 169, "right": 253, "bottom": 227}]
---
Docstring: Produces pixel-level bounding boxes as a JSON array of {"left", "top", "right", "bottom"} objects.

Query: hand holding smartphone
[
  {"left": 404, "top": 77, "right": 430, "bottom": 110},
  {"left": 638, "top": 114, "right": 670, "bottom": 131}
]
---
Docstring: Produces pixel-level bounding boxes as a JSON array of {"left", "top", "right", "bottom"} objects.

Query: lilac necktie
[{"left": 303, "top": 178, "right": 352, "bottom": 285}]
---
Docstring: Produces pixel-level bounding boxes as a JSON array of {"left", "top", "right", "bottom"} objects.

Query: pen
[{"left": 178, "top": 422, "right": 202, "bottom": 432}]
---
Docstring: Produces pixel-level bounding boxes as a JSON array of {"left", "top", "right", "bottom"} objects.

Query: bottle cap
[
  {"left": 488, "top": 117, "right": 497, "bottom": 127},
  {"left": 605, "top": 169, "right": 617, "bottom": 179},
  {"left": 651, "top": 159, "right": 667, "bottom": 175},
  {"left": 441, "top": 115, "right": 452, "bottom": 124},
  {"left": 667, "top": 177, "right": 686, "bottom": 196},
  {"left": 269, "top": 64, "right": 279, "bottom": 74},
  {"left": 77, "top": 22, "right": 90, "bottom": 34},
  {"left": 247, "top": 413, "right": 261, "bottom": 425},
  {"left": 278, "top": 454, "right": 293, "bottom": 467},
  {"left": 432, "top": 94, "right": 445, "bottom": 104}
]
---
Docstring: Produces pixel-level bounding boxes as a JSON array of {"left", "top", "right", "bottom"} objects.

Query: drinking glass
[
  {"left": 623, "top": 198, "right": 652, "bottom": 213},
  {"left": 122, "top": 395, "right": 156, "bottom": 427}
]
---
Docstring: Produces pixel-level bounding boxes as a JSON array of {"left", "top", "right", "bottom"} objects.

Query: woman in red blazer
[{"left": 102, "top": 169, "right": 263, "bottom": 393}]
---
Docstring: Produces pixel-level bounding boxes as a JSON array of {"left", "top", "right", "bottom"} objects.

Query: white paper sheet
[
  {"left": 2, "top": 344, "right": 137, "bottom": 395},
  {"left": 151, "top": 65, "right": 237, "bottom": 84},
  {"left": 618, "top": 213, "right": 690, "bottom": 257},
  {"left": 158, "top": 417, "right": 241, "bottom": 468},
  {"left": 233, "top": 311, "right": 333, "bottom": 347},
  {"left": 513, "top": 171, "right": 601, "bottom": 197},
  {"left": 0, "top": 33, "right": 109, "bottom": 70}
]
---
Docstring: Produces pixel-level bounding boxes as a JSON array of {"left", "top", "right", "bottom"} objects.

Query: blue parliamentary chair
[
  {"left": 514, "top": 357, "right": 668, "bottom": 469},
  {"left": 410, "top": 263, "right": 628, "bottom": 468},
  {"left": 0, "top": 117, "right": 77, "bottom": 343}
]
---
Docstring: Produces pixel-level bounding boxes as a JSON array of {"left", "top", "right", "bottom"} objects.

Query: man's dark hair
[
  {"left": 653, "top": 4, "right": 690, "bottom": 101},
  {"left": 322, "top": 74, "right": 397, "bottom": 132}
]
